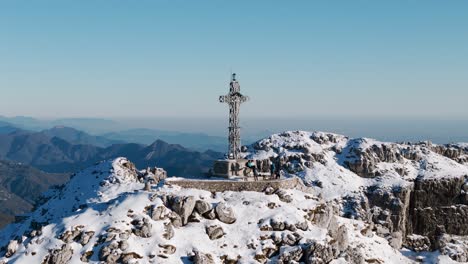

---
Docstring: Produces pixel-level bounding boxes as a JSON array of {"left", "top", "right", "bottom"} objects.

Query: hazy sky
[{"left": 1, "top": 1, "right": 467, "bottom": 119}]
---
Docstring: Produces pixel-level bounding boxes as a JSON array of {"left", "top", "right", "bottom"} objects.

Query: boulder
[
  {"left": 203, "top": 209, "right": 217, "bottom": 220},
  {"left": 188, "top": 211, "right": 202, "bottom": 223},
  {"left": 389, "top": 232, "right": 403, "bottom": 249},
  {"left": 5, "top": 240, "right": 18, "bottom": 258},
  {"left": 42, "top": 244, "right": 74, "bottom": 264},
  {"left": 79, "top": 231, "right": 95, "bottom": 246},
  {"left": 169, "top": 196, "right": 196, "bottom": 226},
  {"left": 195, "top": 200, "right": 212, "bottom": 215},
  {"left": 193, "top": 251, "right": 215, "bottom": 264},
  {"left": 303, "top": 241, "right": 339, "bottom": 264},
  {"left": 151, "top": 205, "right": 170, "bottom": 221},
  {"left": 278, "top": 246, "right": 303, "bottom": 263},
  {"left": 132, "top": 218, "right": 152, "bottom": 238},
  {"left": 206, "top": 225, "right": 225, "bottom": 240},
  {"left": 163, "top": 223, "right": 175, "bottom": 240},
  {"left": 159, "top": 244, "right": 176, "bottom": 255},
  {"left": 215, "top": 202, "right": 236, "bottom": 224},
  {"left": 168, "top": 212, "right": 183, "bottom": 228},
  {"left": 405, "top": 234, "right": 431, "bottom": 252}
]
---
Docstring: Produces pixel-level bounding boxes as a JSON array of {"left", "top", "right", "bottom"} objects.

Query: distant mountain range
[
  {"left": 0, "top": 124, "right": 224, "bottom": 228},
  {"left": 0, "top": 126, "right": 223, "bottom": 176},
  {"left": 101, "top": 128, "right": 227, "bottom": 152},
  {"left": 0, "top": 160, "right": 68, "bottom": 227},
  {"left": 0, "top": 116, "right": 228, "bottom": 152}
]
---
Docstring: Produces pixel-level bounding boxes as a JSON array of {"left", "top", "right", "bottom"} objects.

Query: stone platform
[
  {"left": 164, "top": 176, "right": 311, "bottom": 193},
  {"left": 212, "top": 159, "right": 272, "bottom": 179}
]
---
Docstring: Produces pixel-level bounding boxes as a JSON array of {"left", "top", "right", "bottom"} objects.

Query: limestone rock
[
  {"left": 275, "top": 189, "right": 293, "bottom": 203},
  {"left": 389, "top": 232, "right": 403, "bottom": 249},
  {"left": 168, "top": 212, "right": 183, "bottom": 228},
  {"left": 278, "top": 246, "right": 303, "bottom": 263},
  {"left": 206, "top": 225, "right": 225, "bottom": 240},
  {"left": 151, "top": 205, "right": 170, "bottom": 221},
  {"left": 195, "top": 200, "right": 212, "bottom": 215},
  {"left": 159, "top": 244, "right": 176, "bottom": 255},
  {"left": 188, "top": 211, "right": 202, "bottom": 223},
  {"left": 193, "top": 251, "right": 215, "bottom": 264},
  {"left": 405, "top": 235, "right": 431, "bottom": 252},
  {"left": 132, "top": 218, "right": 152, "bottom": 238},
  {"left": 215, "top": 202, "right": 236, "bottom": 224},
  {"left": 42, "top": 244, "right": 74, "bottom": 264},
  {"left": 5, "top": 240, "right": 18, "bottom": 258},
  {"left": 203, "top": 209, "right": 217, "bottom": 220},
  {"left": 163, "top": 223, "right": 175, "bottom": 240},
  {"left": 79, "top": 231, "right": 95, "bottom": 246},
  {"left": 168, "top": 196, "right": 196, "bottom": 226},
  {"left": 303, "top": 240, "right": 340, "bottom": 264}
]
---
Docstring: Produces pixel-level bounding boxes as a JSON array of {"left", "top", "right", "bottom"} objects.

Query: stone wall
[{"left": 165, "top": 177, "right": 311, "bottom": 193}]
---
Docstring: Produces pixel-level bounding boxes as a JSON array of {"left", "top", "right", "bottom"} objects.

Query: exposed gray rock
[
  {"left": 438, "top": 234, "right": 468, "bottom": 262},
  {"left": 193, "top": 251, "right": 215, "bottom": 264},
  {"left": 79, "top": 231, "right": 95, "bottom": 246},
  {"left": 206, "top": 225, "right": 224, "bottom": 240},
  {"left": 42, "top": 244, "right": 74, "bottom": 264},
  {"left": 188, "top": 211, "right": 202, "bottom": 223},
  {"left": 405, "top": 235, "right": 431, "bottom": 252},
  {"left": 132, "top": 218, "right": 152, "bottom": 238},
  {"left": 281, "top": 233, "right": 298, "bottom": 246},
  {"left": 168, "top": 196, "right": 196, "bottom": 226},
  {"left": 389, "top": 232, "right": 403, "bottom": 249},
  {"left": 151, "top": 205, "right": 170, "bottom": 221},
  {"left": 5, "top": 240, "right": 18, "bottom": 258},
  {"left": 270, "top": 219, "right": 285, "bottom": 231},
  {"left": 332, "top": 225, "right": 349, "bottom": 252},
  {"left": 159, "top": 244, "right": 176, "bottom": 255},
  {"left": 195, "top": 200, "right": 212, "bottom": 215},
  {"left": 215, "top": 202, "right": 236, "bottom": 224},
  {"left": 303, "top": 240, "right": 339, "bottom": 264},
  {"left": 275, "top": 189, "right": 293, "bottom": 203},
  {"left": 168, "top": 212, "right": 183, "bottom": 228},
  {"left": 278, "top": 246, "right": 303, "bottom": 263},
  {"left": 203, "top": 209, "right": 217, "bottom": 220},
  {"left": 163, "top": 223, "right": 175, "bottom": 240}
]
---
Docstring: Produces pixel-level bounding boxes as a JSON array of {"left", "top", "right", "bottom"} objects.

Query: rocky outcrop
[
  {"left": 42, "top": 244, "right": 73, "bottom": 264},
  {"left": 167, "top": 196, "right": 196, "bottom": 226},
  {"left": 409, "top": 175, "right": 468, "bottom": 245}
]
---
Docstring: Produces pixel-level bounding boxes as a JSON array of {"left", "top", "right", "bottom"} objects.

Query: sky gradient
[{"left": 1, "top": 1, "right": 467, "bottom": 119}]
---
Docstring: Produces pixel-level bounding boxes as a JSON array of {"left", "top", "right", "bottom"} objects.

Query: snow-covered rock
[
  {"left": 0, "top": 155, "right": 421, "bottom": 263},
  {"left": 0, "top": 130, "right": 467, "bottom": 263}
]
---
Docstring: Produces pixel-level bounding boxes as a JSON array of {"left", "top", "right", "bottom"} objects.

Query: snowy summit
[{"left": 0, "top": 131, "right": 467, "bottom": 263}]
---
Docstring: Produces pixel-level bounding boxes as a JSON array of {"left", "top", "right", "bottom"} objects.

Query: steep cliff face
[{"left": 243, "top": 131, "right": 468, "bottom": 262}]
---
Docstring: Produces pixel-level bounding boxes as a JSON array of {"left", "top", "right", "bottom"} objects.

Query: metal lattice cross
[{"left": 219, "top": 73, "right": 249, "bottom": 159}]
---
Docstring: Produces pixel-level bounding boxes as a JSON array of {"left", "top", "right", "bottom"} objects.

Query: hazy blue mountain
[
  {"left": 102, "top": 128, "right": 228, "bottom": 152},
  {"left": 50, "top": 118, "right": 122, "bottom": 134},
  {"left": 42, "top": 126, "right": 123, "bottom": 147},
  {"left": 0, "top": 160, "right": 69, "bottom": 227},
  {"left": 0, "top": 116, "right": 123, "bottom": 134},
  {"left": 0, "top": 121, "right": 20, "bottom": 135},
  {"left": 0, "top": 129, "right": 223, "bottom": 176}
]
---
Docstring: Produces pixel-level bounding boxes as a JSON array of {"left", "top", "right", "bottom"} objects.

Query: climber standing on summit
[{"left": 270, "top": 161, "right": 276, "bottom": 179}]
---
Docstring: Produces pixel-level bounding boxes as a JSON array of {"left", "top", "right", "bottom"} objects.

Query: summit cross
[{"left": 219, "top": 73, "right": 249, "bottom": 160}]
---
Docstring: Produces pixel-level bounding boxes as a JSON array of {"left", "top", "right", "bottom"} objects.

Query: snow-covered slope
[
  {"left": 243, "top": 131, "right": 468, "bottom": 200},
  {"left": 0, "top": 130, "right": 467, "bottom": 263},
  {"left": 0, "top": 157, "right": 444, "bottom": 264}
]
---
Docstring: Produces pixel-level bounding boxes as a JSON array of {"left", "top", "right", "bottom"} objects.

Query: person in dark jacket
[
  {"left": 270, "top": 162, "right": 276, "bottom": 179},
  {"left": 247, "top": 160, "right": 258, "bottom": 181}
]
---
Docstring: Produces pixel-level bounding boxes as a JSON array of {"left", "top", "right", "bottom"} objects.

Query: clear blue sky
[{"left": 1, "top": 0, "right": 467, "bottom": 119}]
